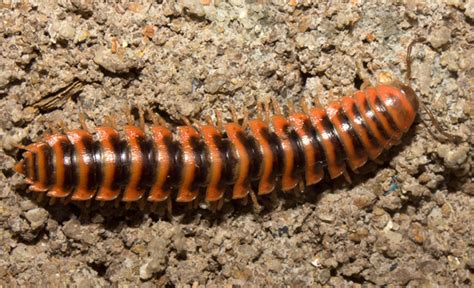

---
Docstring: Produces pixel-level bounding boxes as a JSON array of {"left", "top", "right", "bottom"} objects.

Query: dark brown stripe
[
  {"left": 351, "top": 102, "right": 381, "bottom": 150},
  {"left": 167, "top": 138, "right": 183, "bottom": 189},
  {"left": 320, "top": 114, "right": 345, "bottom": 166},
  {"left": 211, "top": 134, "right": 228, "bottom": 189},
  {"left": 287, "top": 129, "right": 305, "bottom": 177},
  {"left": 40, "top": 144, "right": 54, "bottom": 187},
  {"left": 363, "top": 98, "right": 390, "bottom": 141},
  {"left": 61, "top": 140, "right": 74, "bottom": 191},
  {"left": 138, "top": 137, "right": 155, "bottom": 189},
  {"left": 69, "top": 145, "right": 77, "bottom": 188},
  {"left": 190, "top": 136, "right": 209, "bottom": 188},
  {"left": 302, "top": 119, "right": 325, "bottom": 171},
  {"left": 237, "top": 131, "right": 262, "bottom": 181},
  {"left": 262, "top": 128, "right": 282, "bottom": 177},
  {"left": 109, "top": 134, "right": 123, "bottom": 190},
  {"left": 375, "top": 95, "right": 400, "bottom": 133},
  {"left": 116, "top": 140, "right": 130, "bottom": 187},
  {"left": 30, "top": 152, "right": 37, "bottom": 182},
  {"left": 336, "top": 108, "right": 365, "bottom": 159},
  {"left": 82, "top": 136, "right": 96, "bottom": 191},
  {"left": 302, "top": 118, "right": 323, "bottom": 170},
  {"left": 220, "top": 138, "right": 237, "bottom": 185},
  {"left": 92, "top": 141, "right": 102, "bottom": 189}
]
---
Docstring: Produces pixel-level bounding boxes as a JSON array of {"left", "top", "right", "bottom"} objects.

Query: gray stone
[
  {"left": 465, "top": 0, "right": 474, "bottom": 20},
  {"left": 93, "top": 47, "right": 140, "bottom": 74},
  {"left": 62, "top": 219, "right": 83, "bottom": 241},
  {"left": 24, "top": 208, "right": 49, "bottom": 230},
  {"left": 428, "top": 27, "right": 451, "bottom": 49}
]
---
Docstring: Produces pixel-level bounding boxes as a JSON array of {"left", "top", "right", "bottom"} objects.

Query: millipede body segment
[{"left": 14, "top": 83, "right": 420, "bottom": 207}]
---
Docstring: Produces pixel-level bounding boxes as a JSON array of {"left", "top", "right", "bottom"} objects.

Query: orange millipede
[{"left": 13, "top": 39, "right": 452, "bottom": 212}]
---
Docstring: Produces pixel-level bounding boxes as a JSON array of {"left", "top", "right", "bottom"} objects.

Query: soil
[{"left": 0, "top": 1, "right": 473, "bottom": 287}]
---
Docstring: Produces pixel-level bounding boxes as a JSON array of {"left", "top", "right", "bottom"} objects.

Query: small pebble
[{"left": 24, "top": 208, "right": 49, "bottom": 230}]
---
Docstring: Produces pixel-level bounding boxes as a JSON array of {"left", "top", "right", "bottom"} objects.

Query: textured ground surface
[{"left": 0, "top": 1, "right": 473, "bottom": 286}]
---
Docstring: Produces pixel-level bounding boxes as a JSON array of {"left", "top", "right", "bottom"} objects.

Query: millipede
[{"left": 13, "top": 38, "right": 456, "bottom": 213}]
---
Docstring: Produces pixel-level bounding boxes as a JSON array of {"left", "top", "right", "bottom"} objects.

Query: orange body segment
[
  {"left": 308, "top": 108, "right": 345, "bottom": 179},
  {"left": 95, "top": 127, "right": 121, "bottom": 201},
  {"left": 122, "top": 126, "right": 147, "bottom": 202},
  {"left": 366, "top": 87, "right": 402, "bottom": 144},
  {"left": 224, "top": 123, "right": 250, "bottom": 199},
  {"left": 271, "top": 115, "right": 298, "bottom": 191},
  {"left": 288, "top": 113, "right": 324, "bottom": 185},
  {"left": 200, "top": 125, "right": 225, "bottom": 202},
  {"left": 66, "top": 130, "right": 96, "bottom": 201},
  {"left": 340, "top": 96, "right": 383, "bottom": 160},
  {"left": 175, "top": 126, "right": 200, "bottom": 202},
  {"left": 148, "top": 126, "right": 173, "bottom": 202},
  {"left": 354, "top": 91, "right": 391, "bottom": 149},
  {"left": 44, "top": 134, "right": 72, "bottom": 198},
  {"left": 326, "top": 102, "right": 368, "bottom": 171},
  {"left": 376, "top": 84, "right": 417, "bottom": 132},
  {"left": 248, "top": 119, "right": 276, "bottom": 195}
]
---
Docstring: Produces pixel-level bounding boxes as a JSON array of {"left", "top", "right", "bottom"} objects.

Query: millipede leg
[
  {"left": 85, "top": 199, "right": 91, "bottom": 208},
  {"left": 315, "top": 81, "right": 323, "bottom": 107},
  {"left": 124, "top": 105, "right": 134, "bottom": 125},
  {"left": 153, "top": 202, "right": 166, "bottom": 217},
  {"left": 217, "top": 197, "right": 224, "bottom": 211},
  {"left": 287, "top": 101, "right": 296, "bottom": 113},
  {"left": 373, "top": 158, "right": 384, "bottom": 165},
  {"left": 205, "top": 114, "right": 213, "bottom": 126},
  {"left": 125, "top": 202, "right": 132, "bottom": 210},
  {"left": 150, "top": 201, "right": 158, "bottom": 212},
  {"left": 60, "top": 196, "right": 68, "bottom": 205},
  {"left": 138, "top": 106, "right": 145, "bottom": 130},
  {"left": 79, "top": 113, "right": 90, "bottom": 131},
  {"left": 271, "top": 96, "right": 282, "bottom": 115},
  {"left": 187, "top": 202, "right": 193, "bottom": 210},
  {"left": 114, "top": 197, "right": 120, "bottom": 208},
  {"left": 36, "top": 192, "right": 45, "bottom": 204},
  {"left": 328, "top": 89, "right": 336, "bottom": 102},
  {"left": 166, "top": 197, "right": 173, "bottom": 216},
  {"left": 215, "top": 111, "right": 224, "bottom": 130},
  {"left": 249, "top": 190, "right": 262, "bottom": 212},
  {"left": 48, "top": 197, "right": 57, "bottom": 206},
  {"left": 103, "top": 114, "right": 117, "bottom": 128},
  {"left": 138, "top": 198, "right": 146, "bottom": 211},
  {"left": 209, "top": 201, "right": 216, "bottom": 213},
  {"left": 356, "top": 59, "right": 372, "bottom": 90},
  {"left": 300, "top": 97, "right": 310, "bottom": 114},
  {"left": 292, "top": 186, "right": 301, "bottom": 198},
  {"left": 299, "top": 180, "right": 305, "bottom": 194},
  {"left": 264, "top": 97, "right": 271, "bottom": 123},
  {"left": 270, "top": 189, "right": 279, "bottom": 205},
  {"left": 256, "top": 100, "right": 264, "bottom": 119},
  {"left": 180, "top": 115, "right": 192, "bottom": 126},
  {"left": 241, "top": 195, "right": 249, "bottom": 206},
  {"left": 242, "top": 108, "right": 249, "bottom": 129},
  {"left": 343, "top": 169, "right": 352, "bottom": 184},
  {"left": 147, "top": 108, "right": 166, "bottom": 126}
]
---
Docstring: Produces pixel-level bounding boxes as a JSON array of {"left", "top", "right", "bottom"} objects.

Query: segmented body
[{"left": 15, "top": 84, "right": 419, "bottom": 206}]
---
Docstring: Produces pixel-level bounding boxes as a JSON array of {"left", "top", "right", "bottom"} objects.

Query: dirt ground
[{"left": 0, "top": 1, "right": 473, "bottom": 286}]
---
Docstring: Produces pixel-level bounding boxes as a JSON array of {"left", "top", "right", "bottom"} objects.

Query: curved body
[{"left": 15, "top": 84, "right": 419, "bottom": 204}]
